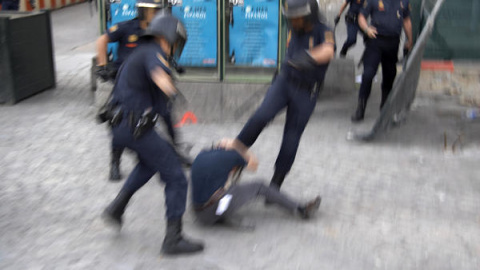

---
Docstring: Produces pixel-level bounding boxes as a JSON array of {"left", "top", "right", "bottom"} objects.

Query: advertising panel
[
  {"left": 173, "top": 0, "right": 218, "bottom": 67},
  {"left": 228, "top": 0, "right": 278, "bottom": 67}
]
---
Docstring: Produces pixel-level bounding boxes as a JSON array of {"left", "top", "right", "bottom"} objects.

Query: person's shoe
[
  {"left": 109, "top": 148, "right": 123, "bottom": 181},
  {"left": 351, "top": 98, "right": 367, "bottom": 123},
  {"left": 298, "top": 196, "right": 321, "bottom": 219},
  {"left": 102, "top": 190, "right": 133, "bottom": 229},
  {"left": 265, "top": 171, "right": 286, "bottom": 205},
  {"left": 161, "top": 219, "right": 204, "bottom": 255}
]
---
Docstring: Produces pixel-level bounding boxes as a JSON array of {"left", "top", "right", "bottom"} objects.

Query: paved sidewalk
[{"left": 1, "top": 3, "right": 480, "bottom": 270}]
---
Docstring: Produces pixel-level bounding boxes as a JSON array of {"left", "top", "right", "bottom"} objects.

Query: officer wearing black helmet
[
  {"left": 96, "top": 0, "right": 167, "bottom": 181},
  {"left": 232, "top": 0, "right": 335, "bottom": 191},
  {"left": 101, "top": 12, "right": 204, "bottom": 255},
  {"left": 351, "top": 0, "right": 412, "bottom": 122}
]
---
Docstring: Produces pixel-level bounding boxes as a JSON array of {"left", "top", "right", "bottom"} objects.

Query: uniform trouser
[
  {"left": 111, "top": 110, "right": 176, "bottom": 158},
  {"left": 341, "top": 21, "right": 360, "bottom": 53},
  {"left": 358, "top": 36, "right": 400, "bottom": 102},
  {"left": 111, "top": 119, "right": 186, "bottom": 220},
  {"left": 194, "top": 181, "right": 299, "bottom": 225},
  {"left": 236, "top": 75, "right": 318, "bottom": 176}
]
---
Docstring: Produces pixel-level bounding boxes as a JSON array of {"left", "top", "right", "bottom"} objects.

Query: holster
[
  {"left": 97, "top": 103, "right": 123, "bottom": 127},
  {"left": 345, "top": 12, "right": 357, "bottom": 24},
  {"left": 131, "top": 111, "right": 159, "bottom": 140}
]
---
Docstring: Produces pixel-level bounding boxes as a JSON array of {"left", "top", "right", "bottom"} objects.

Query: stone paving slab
[{"left": 1, "top": 3, "right": 480, "bottom": 270}]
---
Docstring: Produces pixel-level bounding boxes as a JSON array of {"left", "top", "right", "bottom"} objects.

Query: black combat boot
[
  {"left": 102, "top": 190, "right": 133, "bottom": 229},
  {"left": 161, "top": 219, "right": 204, "bottom": 255},
  {"left": 269, "top": 170, "right": 287, "bottom": 190},
  {"left": 297, "top": 196, "right": 321, "bottom": 219},
  {"left": 265, "top": 171, "right": 287, "bottom": 205},
  {"left": 109, "top": 148, "right": 123, "bottom": 181},
  {"left": 351, "top": 98, "right": 367, "bottom": 122}
]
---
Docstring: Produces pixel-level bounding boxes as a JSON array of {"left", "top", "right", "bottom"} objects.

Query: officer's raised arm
[{"left": 309, "top": 31, "right": 335, "bottom": 64}]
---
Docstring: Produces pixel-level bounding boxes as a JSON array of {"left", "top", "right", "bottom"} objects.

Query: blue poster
[
  {"left": 229, "top": 0, "right": 278, "bottom": 67},
  {"left": 173, "top": 0, "right": 217, "bottom": 67}
]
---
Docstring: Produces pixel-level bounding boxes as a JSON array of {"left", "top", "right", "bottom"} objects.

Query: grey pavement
[{"left": 1, "top": 2, "right": 480, "bottom": 270}]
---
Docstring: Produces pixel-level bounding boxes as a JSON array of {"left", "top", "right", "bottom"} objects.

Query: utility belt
[
  {"left": 98, "top": 105, "right": 159, "bottom": 140},
  {"left": 194, "top": 187, "right": 227, "bottom": 212},
  {"left": 374, "top": 34, "right": 400, "bottom": 41},
  {"left": 345, "top": 12, "right": 358, "bottom": 24}
]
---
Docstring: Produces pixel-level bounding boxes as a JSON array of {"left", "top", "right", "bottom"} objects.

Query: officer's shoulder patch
[
  {"left": 109, "top": 25, "right": 118, "bottom": 33},
  {"left": 325, "top": 31, "right": 334, "bottom": 44},
  {"left": 157, "top": 53, "right": 169, "bottom": 68},
  {"left": 128, "top": 35, "right": 138, "bottom": 43}
]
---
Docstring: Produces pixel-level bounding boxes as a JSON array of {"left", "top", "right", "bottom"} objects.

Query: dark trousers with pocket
[
  {"left": 358, "top": 36, "right": 400, "bottom": 103},
  {"left": 111, "top": 119, "right": 186, "bottom": 220},
  {"left": 194, "top": 180, "right": 299, "bottom": 225},
  {"left": 236, "top": 75, "right": 318, "bottom": 176}
]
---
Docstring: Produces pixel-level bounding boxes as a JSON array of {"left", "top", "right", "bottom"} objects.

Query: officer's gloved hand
[
  {"left": 334, "top": 15, "right": 340, "bottom": 26},
  {"left": 95, "top": 65, "right": 110, "bottom": 82},
  {"left": 288, "top": 50, "right": 318, "bottom": 71}
]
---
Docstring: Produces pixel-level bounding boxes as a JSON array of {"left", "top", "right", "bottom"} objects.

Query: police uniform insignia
[
  {"left": 157, "top": 53, "right": 169, "bottom": 67},
  {"left": 325, "top": 31, "right": 334, "bottom": 44},
  {"left": 378, "top": 0, "right": 384, "bottom": 11},
  {"left": 128, "top": 35, "right": 138, "bottom": 42},
  {"left": 109, "top": 25, "right": 118, "bottom": 33}
]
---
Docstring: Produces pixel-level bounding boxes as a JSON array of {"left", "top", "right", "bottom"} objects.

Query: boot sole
[{"left": 101, "top": 210, "right": 122, "bottom": 231}]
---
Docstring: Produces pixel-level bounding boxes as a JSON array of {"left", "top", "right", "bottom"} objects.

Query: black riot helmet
[
  {"left": 136, "top": 0, "right": 171, "bottom": 21},
  {"left": 144, "top": 12, "right": 187, "bottom": 61},
  {"left": 282, "top": 0, "right": 325, "bottom": 24}
]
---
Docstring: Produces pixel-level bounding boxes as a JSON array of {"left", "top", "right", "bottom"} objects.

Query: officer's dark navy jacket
[
  {"left": 191, "top": 149, "right": 247, "bottom": 205},
  {"left": 361, "top": 0, "right": 410, "bottom": 37},
  {"left": 282, "top": 22, "right": 334, "bottom": 86},
  {"left": 106, "top": 18, "right": 144, "bottom": 67},
  {"left": 111, "top": 41, "right": 171, "bottom": 115},
  {"left": 347, "top": 0, "right": 365, "bottom": 14}
]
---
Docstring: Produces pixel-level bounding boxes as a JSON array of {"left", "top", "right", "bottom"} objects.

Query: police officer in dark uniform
[
  {"left": 96, "top": 0, "right": 168, "bottom": 80},
  {"left": 96, "top": 0, "right": 191, "bottom": 181},
  {"left": 335, "top": 0, "right": 366, "bottom": 57},
  {"left": 101, "top": 13, "right": 204, "bottom": 255},
  {"left": 232, "top": 0, "right": 335, "bottom": 191},
  {"left": 191, "top": 138, "right": 321, "bottom": 227},
  {"left": 96, "top": 0, "right": 166, "bottom": 181},
  {"left": 351, "top": 0, "right": 412, "bottom": 122}
]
